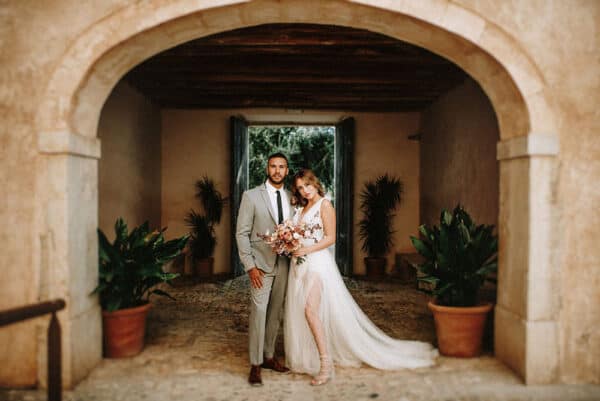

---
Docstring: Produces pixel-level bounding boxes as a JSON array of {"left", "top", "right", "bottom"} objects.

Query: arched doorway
[{"left": 34, "top": 0, "right": 559, "bottom": 387}]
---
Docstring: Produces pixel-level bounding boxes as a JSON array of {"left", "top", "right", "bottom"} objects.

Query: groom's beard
[{"left": 268, "top": 175, "right": 286, "bottom": 186}]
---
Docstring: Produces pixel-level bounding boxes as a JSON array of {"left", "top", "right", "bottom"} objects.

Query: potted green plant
[
  {"left": 94, "top": 218, "right": 188, "bottom": 358},
  {"left": 185, "top": 176, "right": 228, "bottom": 278},
  {"left": 358, "top": 174, "right": 403, "bottom": 278},
  {"left": 410, "top": 205, "right": 497, "bottom": 357}
]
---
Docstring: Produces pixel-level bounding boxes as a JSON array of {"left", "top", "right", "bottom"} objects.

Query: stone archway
[{"left": 35, "top": 0, "right": 559, "bottom": 387}]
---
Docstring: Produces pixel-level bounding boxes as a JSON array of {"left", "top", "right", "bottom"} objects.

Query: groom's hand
[{"left": 248, "top": 267, "right": 264, "bottom": 289}]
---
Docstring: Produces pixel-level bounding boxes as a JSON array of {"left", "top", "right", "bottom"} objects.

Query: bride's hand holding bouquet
[
  {"left": 292, "top": 246, "right": 309, "bottom": 258},
  {"left": 258, "top": 219, "right": 321, "bottom": 265}
]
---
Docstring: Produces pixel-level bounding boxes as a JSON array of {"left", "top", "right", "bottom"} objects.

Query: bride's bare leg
[{"left": 304, "top": 277, "right": 331, "bottom": 385}]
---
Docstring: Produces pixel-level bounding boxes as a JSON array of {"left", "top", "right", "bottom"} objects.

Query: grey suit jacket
[{"left": 235, "top": 184, "right": 294, "bottom": 273}]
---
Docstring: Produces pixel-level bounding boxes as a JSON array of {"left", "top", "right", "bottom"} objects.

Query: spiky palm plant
[
  {"left": 186, "top": 176, "right": 228, "bottom": 262},
  {"left": 358, "top": 174, "right": 403, "bottom": 258},
  {"left": 184, "top": 210, "right": 216, "bottom": 262},
  {"left": 94, "top": 218, "right": 188, "bottom": 312},
  {"left": 195, "top": 176, "right": 226, "bottom": 224},
  {"left": 410, "top": 205, "right": 498, "bottom": 307}
]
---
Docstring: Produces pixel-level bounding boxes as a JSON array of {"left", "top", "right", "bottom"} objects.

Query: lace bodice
[{"left": 294, "top": 198, "right": 325, "bottom": 244}]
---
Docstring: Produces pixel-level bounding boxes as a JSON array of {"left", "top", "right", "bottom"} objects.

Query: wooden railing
[{"left": 0, "top": 299, "right": 66, "bottom": 401}]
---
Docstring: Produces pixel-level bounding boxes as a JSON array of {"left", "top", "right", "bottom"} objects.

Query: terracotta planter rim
[
  {"left": 102, "top": 302, "right": 151, "bottom": 317},
  {"left": 428, "top": 300, "right": 493, "bottom": 314}
]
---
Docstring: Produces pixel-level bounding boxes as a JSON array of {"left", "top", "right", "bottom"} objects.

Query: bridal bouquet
[{"left": 258, "top": 220, "right": 321, "bottom": 265}]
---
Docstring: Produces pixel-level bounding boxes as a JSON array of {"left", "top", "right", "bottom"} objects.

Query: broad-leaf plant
[
  {"left": 94, "top": 218, "right": 188, "bottom": 312},
  {"left": 410, "top": 205, "right": 497, "bottom": 307}
]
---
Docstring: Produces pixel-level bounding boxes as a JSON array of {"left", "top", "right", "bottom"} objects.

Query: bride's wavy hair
[{"left": 291, "top": 168, "right": 326, "bottom": 207}]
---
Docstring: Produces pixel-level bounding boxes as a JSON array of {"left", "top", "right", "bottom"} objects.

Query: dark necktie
[{"left": 276, "top": 190, "right": 284, "bottom": 224}]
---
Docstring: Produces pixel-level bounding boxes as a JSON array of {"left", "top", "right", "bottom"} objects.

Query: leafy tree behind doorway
[{"left": 249, "top": 126, "right": 335, "bottom": 198}]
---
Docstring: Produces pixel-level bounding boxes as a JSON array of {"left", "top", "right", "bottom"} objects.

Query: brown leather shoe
[
  {"left": 248, "top": 365, "right": 263, "bottom": 386},
  {"left": 261, "top": 357, "right": 290, "bottom": 373}
]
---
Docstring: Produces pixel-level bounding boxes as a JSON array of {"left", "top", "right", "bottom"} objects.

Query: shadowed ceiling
[{"left": 125, "top": 24, "right": 468, "bottom": 111}]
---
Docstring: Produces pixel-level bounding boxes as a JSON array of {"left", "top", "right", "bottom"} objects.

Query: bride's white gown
[{"left": 284, "top": 198, "right": 438, "bottom": 375}]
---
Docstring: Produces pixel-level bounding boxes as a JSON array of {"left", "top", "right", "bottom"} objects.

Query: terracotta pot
[
  {"left": 102, "top": 303, "right": 151, "bottom": 358},
  {"left": 428, "top": 301, "right": 493, "bottom": 357},
  {"left": 364, "top": 257, "right": 386, "bottom": 278},
  {"left": 194, "top": 257, "right": 214, "bottom": 278}
]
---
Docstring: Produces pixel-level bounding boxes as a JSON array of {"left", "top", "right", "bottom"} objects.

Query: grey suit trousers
[
  {"left": 248, "top": 256, "right": 289, "bottom": 365},
  {"left": 236, "top": 185, "right": 293, "bottom": 365}
]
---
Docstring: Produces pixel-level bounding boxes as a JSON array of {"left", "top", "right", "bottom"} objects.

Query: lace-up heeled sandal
[{"left": 310, "top": 356, "right": 332, "bottom": 386}]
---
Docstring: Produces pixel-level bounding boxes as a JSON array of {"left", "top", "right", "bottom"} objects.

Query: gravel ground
[{"left": 2, "top": 276, "right": 599, "bottom": 401}]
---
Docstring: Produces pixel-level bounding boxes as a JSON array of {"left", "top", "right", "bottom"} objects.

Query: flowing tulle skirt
[{"left": 284, "top": 247, "right": 438, "bottom": 375}]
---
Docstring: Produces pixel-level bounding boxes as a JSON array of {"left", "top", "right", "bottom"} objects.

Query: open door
[
  {"left": 335, "top": 117, "right": 355, "bottom": 276},
  {"left": 232, "top": 116, "right": 353, "bottom": 276},
  {"left": 230, "top": 116, "right": 249, "bottom": 277}
]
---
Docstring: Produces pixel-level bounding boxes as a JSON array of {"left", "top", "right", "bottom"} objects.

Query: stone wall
[
  {"left": 420, "top": 78, "right": 499, "bottom": 227},
  {"left": 451, "top": 0, "right": 600, "bottom": 384},
  {"left": 160, "top": 109, "right": 232, "bottom": 276},
  {"left": 0, "top": 0, "right": 132, "bottom": 388},
  {"left": 98, "top": 81, "right": 162, "bottom": 237}
]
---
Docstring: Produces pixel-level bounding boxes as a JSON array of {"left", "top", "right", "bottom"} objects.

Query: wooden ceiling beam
[
  {"left": 130, "top": 62, "right": 462, "bottom": 75},
  {"left": 156, "top": 100, "right": 429, "bottom": 111},
  {"left": 125, "top": 23, "right": 468, "bottom": 111},
  {"left": 148, "top": 46, "right": 446, "bottom": 60},
  {"left": 145, "top": 85, "right": 441, "bottom": 97},
  {"left": 128, "top": 74, "right": 464, "bottom": 86}
]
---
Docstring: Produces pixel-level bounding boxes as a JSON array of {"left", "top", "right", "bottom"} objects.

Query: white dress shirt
[{"left": 265, "top": 179, "right": 290, "bottom": 222}]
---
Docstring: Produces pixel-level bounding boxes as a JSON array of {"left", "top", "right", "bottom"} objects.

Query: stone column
[
  {"left": 495, "top": 134, "right": 559, "bottom": 384},
  {"left": 37, "top": 131, "right": 103, "bottom": 388}
]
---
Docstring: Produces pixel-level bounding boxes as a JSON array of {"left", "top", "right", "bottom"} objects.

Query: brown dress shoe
[
  {"left": 248, "top": 365, "right": 263, "bottom": 386},
  {"left": 261, "top": 357, "right": 291, "bottom": 373}
]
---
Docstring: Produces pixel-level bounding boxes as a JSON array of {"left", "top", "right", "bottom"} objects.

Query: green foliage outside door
[{"left": 248, "top": 125, "right": 335, "bottom": 200}]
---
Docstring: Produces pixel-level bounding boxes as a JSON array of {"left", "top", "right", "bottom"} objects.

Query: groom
[{"left": 236, "top": 152, "right": 293, "bottom": 386}]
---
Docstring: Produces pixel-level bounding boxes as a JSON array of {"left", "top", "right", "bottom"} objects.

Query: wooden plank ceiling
[{"left": 125, "top": 24, "right": 468, "bottom": 111}]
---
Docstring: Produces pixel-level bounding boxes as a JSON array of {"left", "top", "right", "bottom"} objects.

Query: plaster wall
[
  {"left": 97, "top": 81, "right": 162, "bottom": 237},
  {"left": 353, "top": 113, "right": 421, "bottom": 275},
  {"left": 420, "top": 78, "right": 499, "bottom": 226},
  {"left": 160, "top": 109, "right": 232, "bottom": 276},
  {"left": 160, "top": 109, "right": 420, "bottom": 276}
]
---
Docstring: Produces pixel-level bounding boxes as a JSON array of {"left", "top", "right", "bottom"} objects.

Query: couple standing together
[{"left": 236, "top": 153, "right": 437, "bottom": 386}]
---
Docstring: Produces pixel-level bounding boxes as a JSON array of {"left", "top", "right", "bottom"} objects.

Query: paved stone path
[{"left": 2, "top": 276, "right": 599, "bottom": 401}]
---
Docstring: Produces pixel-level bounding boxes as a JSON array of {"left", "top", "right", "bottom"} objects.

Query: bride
[{"left": 284, "top": 169, "right": 438, "bottom": 385}]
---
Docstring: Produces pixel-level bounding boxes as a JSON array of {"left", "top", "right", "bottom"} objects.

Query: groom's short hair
[{"left": 267, "top": 152, "right": 289, "bottom": 166}]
